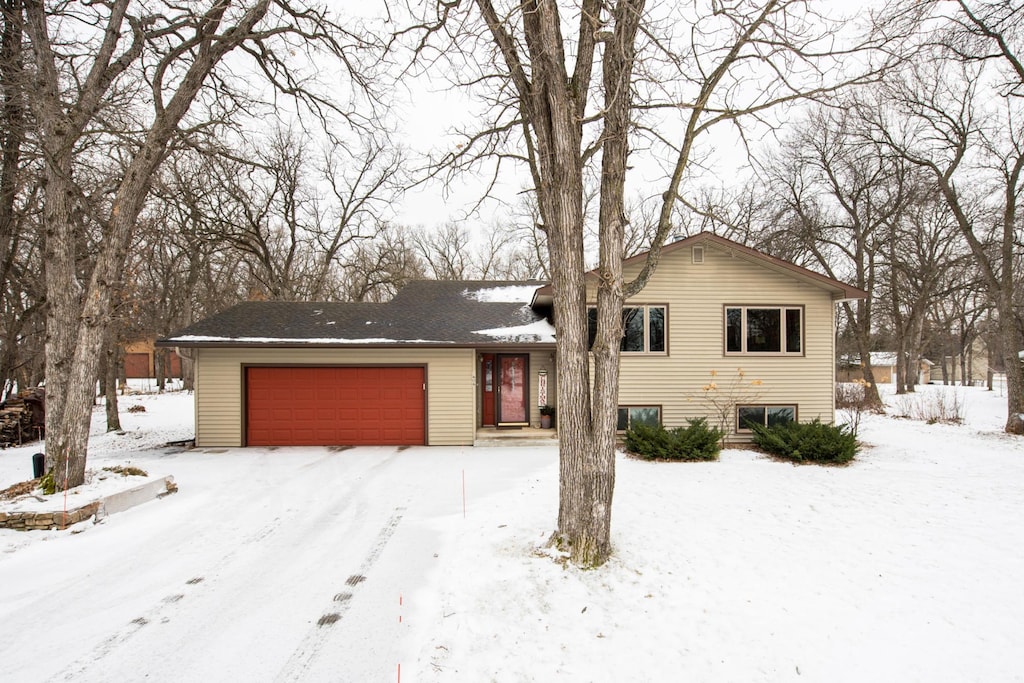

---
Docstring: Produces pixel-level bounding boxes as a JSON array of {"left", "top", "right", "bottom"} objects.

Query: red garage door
[{"left": 246, "top": 366, "right": 425, "bottom": 446}]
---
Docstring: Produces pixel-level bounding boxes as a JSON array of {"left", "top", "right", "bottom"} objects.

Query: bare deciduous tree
[
  {"left": 23, "top": 0, "right": 374, "bottom": 488},
  {"left": 405, "top": 0, "right": 893, "bottom": 566},
  {"left": 340, "top": 222, "right": 425, "bottom": 302},
  {"left": 411, "top": 218, "right": 545, "bottom": 281},
  {"left": 880, "top": 181, "right": 967, "bottom": 393},
  {"left": 870, "top": 0, "right": 1024, "bottom": 432},
  {"left": 413, "top": 222, "right": 474, "bottom": 280},
  {"left": 750, "top": 104, "right": 907, "bottom": 407},
  {"left": 0, "top": 0, "right": 24, "bottom": 294},
  {"left": 200, "top": 127, "right": 402, "bottom": 301}
]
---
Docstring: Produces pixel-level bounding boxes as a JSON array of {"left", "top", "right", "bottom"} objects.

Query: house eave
[
  {"left": 553, "top": 232, "right": 867, "bottom": 301},
  {"left": 156, "top": 339, "right": 557, "bottom": 350}
]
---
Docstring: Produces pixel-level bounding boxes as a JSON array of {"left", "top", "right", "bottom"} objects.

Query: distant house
[
  {"left": 930, "top": 337, "right": 992, "bottom": 385},
  {"left": 158, "top": 232, "right": 865, "bottom": 448},
  {"left": 838, "top": 352, "right": 933, "bottom": 386},
  {"left": 123, "top": 340, "right": 183, "bottom": 380}
]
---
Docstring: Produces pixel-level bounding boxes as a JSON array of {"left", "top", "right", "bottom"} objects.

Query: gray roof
[{"left": 159, "top": 280, "right": 555, "bottom": 348}]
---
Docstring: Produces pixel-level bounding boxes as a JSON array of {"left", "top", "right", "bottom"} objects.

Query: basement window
[
  {"left": 617, "top": 406, "right": 662, "bottom": 431},
  {"left": 736, "top": 405, "right": 796, "bottom": 432}
]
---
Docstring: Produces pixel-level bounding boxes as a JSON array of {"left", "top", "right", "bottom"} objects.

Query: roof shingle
[{"left": 159, "top": 280, "right": 554, "bottom": 348}]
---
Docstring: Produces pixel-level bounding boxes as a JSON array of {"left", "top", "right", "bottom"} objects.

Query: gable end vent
[{"left": 692, "top": 246, "right": 705, "bottom": 264}]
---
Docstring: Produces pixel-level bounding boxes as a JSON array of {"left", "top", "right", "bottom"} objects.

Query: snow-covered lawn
[{"left": 1, "top": 384, "right": 1022, "bottom": 682}]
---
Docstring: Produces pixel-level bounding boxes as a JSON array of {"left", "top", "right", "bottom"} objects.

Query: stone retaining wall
[{"left": 0, "top": 502, "right": 102, "bottom": 531}]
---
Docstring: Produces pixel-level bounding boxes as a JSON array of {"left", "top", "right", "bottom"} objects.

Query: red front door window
[{"left": 497, "top": 354, "right": 529, "bottom": 425}]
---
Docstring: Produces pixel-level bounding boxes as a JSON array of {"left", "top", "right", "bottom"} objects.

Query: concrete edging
[
  {"left": 0, "top": 475, "right": 177, "bottom": 531},
  {"left": 99, "top": 475, "right": 177, "bottom": 517}
]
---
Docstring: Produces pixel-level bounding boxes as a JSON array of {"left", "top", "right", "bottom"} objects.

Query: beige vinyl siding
[
  {"left": 589, "top": 243, "right": 838, "bottom": 440},
  {"left": 193, "top": 347, "right": 475, "bottom": 447},
  {"left": 527, "top": 349, "right": 557, "bottom": 426}
]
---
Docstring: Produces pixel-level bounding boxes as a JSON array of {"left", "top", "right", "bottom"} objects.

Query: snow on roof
[
  {"left": 870, "top": 352, "right": 898, "bottom": 367},
  {"left": 473, "top": 319, "right": 556, "bottom": 343},
  {"left": 463, "top": 285, "right": 539, "bottom": 304},
  {"left": 168, "top": 335, "right": 454, "bottom": 345},
  {"left": 840, "top": 352, "right": 935, "bottom": 367}
]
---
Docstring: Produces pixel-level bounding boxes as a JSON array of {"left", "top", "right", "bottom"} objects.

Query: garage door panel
[{"left": 246, "top": 366, "right": 425, "bottom": 446}]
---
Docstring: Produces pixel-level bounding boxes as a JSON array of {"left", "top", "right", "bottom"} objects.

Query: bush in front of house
[
  {"left": 624, "top": 418, "right": 722, "bottom": 461},
  {"left": 749, "top": 418, "right": 858, "bottom": 465}
]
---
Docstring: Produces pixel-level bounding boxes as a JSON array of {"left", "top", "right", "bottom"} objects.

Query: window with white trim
[
  {"left": 736, "top": 405, "right": 796, "bottom": 431},
  {"left": 588, "top": 305, "right": 667, "bottom": 354},
  {"left": 726, "top": 306, "right": 802, "bottom": 354},
  {"left": 617, "top": 406, "right": 662, "bottom": 431}
]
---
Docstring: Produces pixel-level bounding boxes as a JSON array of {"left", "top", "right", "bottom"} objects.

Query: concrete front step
[
  {"left": 473, "top": 428, "right": 558, "bottom": 447},
  {"left": 473, "top": 438, "right": 558, "bottom": 447}
]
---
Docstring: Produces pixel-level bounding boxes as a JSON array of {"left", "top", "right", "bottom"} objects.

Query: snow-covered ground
[{"left": 1, "top": 383, "right": 1022, "bottom": 682}]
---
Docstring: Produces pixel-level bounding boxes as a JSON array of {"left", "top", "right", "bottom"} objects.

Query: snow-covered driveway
[
  {"left": 0, "top": 444, "right": 557, "bottom": 682},
  {"left": 4, "top": 385, "right": 1024, "bottom": 682}
]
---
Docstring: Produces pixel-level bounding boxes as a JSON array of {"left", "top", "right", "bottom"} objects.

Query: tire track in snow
[
  {"left": 273, "top": 507, "right": 405, "bottom": 682},
  {"left": 45, "top": 506, "right": 296, "bottom": 683},
  {"left": 47, "top": 574, "right": 215, "bottom": 682},
  {"left": 44, "top": 496, "right": 301, "bottom": 683}
]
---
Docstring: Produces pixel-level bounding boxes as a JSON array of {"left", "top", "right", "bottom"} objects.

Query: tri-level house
[{"left": 158, "top": 232, "right": 866, "bottom": 447}]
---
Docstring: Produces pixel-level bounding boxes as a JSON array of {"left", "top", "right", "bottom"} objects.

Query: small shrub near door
[
  {"left": 624, "top": 419, "right": 722, "bottom": 461},
  {"left": 749, "top": 419, "right": 858, "bottom": 465}
]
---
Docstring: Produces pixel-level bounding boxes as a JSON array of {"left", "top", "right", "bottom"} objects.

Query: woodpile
[{"left": 0, "top": 387, "right": 45, "bottom": 448}]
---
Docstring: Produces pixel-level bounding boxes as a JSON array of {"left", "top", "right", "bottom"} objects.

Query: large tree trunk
[
  {"left": 45, "top": 139, "right": 193, "bottom": 483},
  {"left": 551, "top": 0, "right": 641, "bottom": 565},
  {"left": 561, "top": 0, "right": 641, "bottom": 564},
  {"left": 477, "top": 0, "right": 631, "bottom": 566},
  {"left": 997, "top": 294, "right": 1024, "bottom": 433},
  {"left": 522, "top": 1, "right": 610, "bottom": 565},
  {"left": 39, "top": 146, "right": 89, "bottom": 482},
  {"left": 549, "top": 189, "right": 603, "bottom": 561}
]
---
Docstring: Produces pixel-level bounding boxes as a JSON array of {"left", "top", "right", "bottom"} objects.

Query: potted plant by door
[{"left": 539, "top": 404, "right": 555, "bottom": 429}]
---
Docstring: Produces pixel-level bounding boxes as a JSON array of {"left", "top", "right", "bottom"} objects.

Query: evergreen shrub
[
  {"left": 749, "top": 418, "right": 857, "bottom": 465},
  {"left": 624, "top": 418, "right": 722, "bottom": 461}
]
